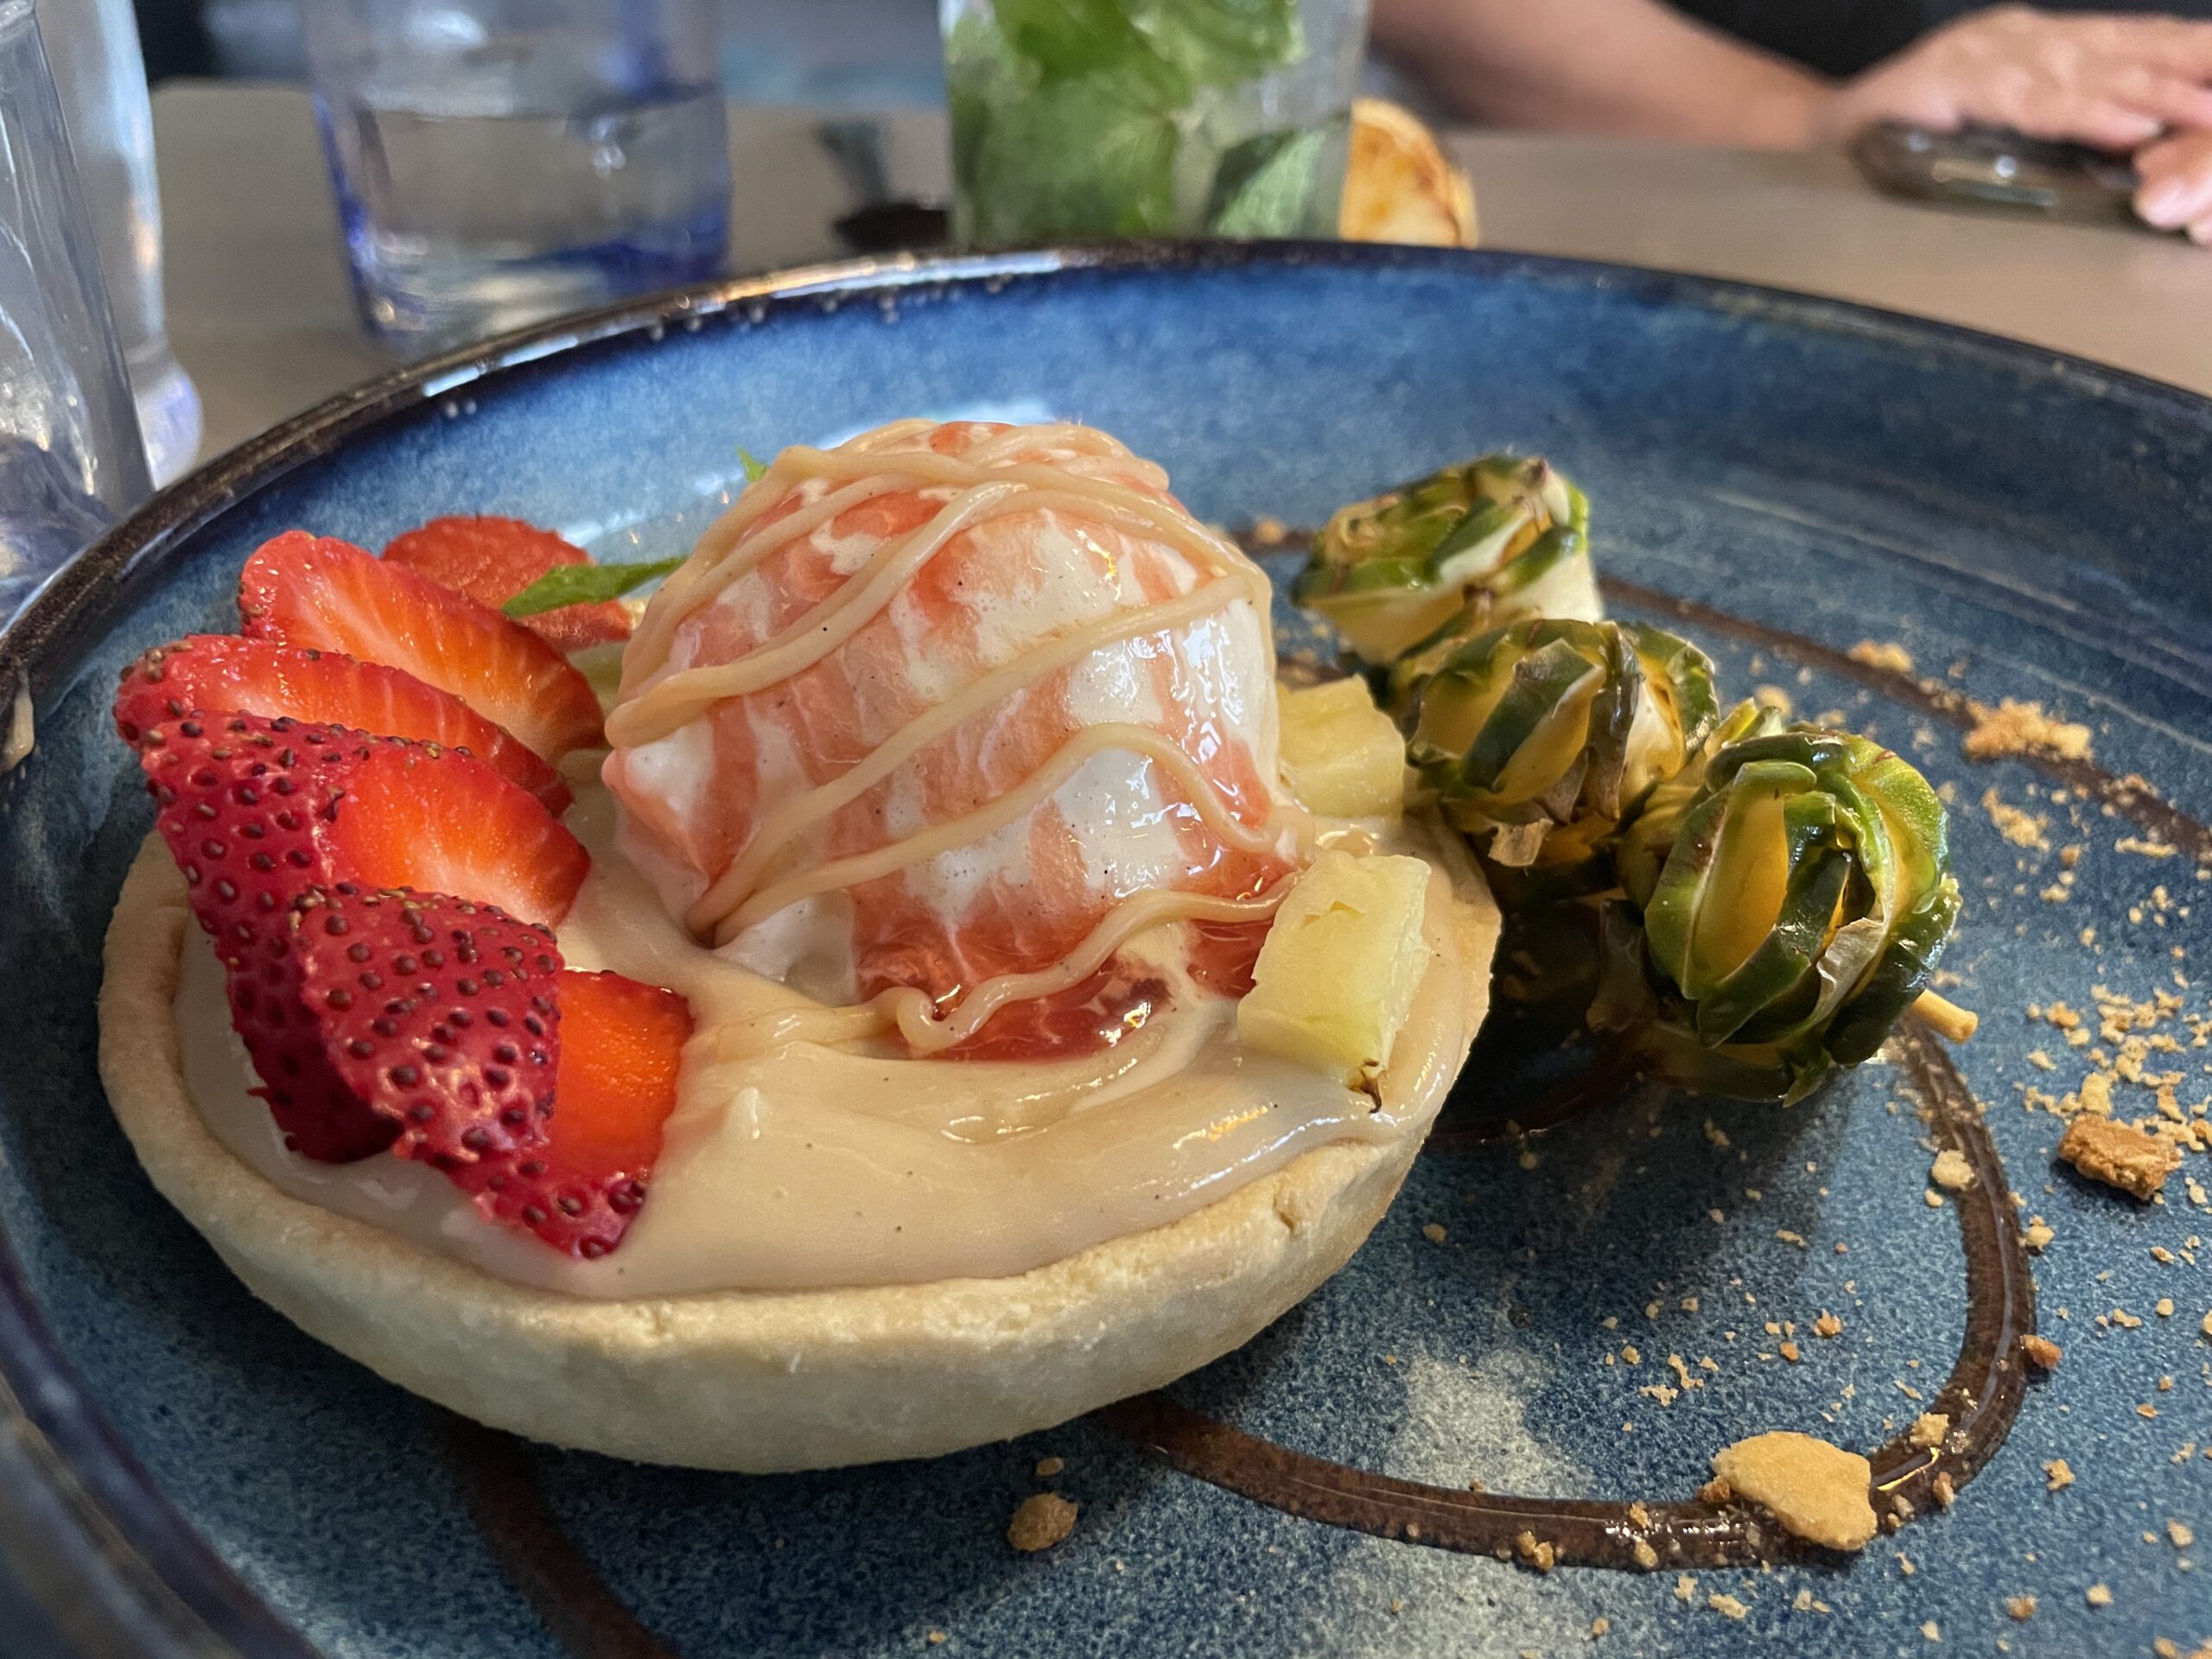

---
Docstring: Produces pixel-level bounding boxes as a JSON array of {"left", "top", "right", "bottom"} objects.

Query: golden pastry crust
[{"left": 99, "top": 841, "right": 1496, "bottom": 1472}]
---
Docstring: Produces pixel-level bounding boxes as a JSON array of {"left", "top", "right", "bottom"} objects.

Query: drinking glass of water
[
  {"left": 302, "top": 0, "right": 732, "bottom": 351},
  {"left": 39, "top": 0, "right": 203, "bottom": 486},
  {"left": 0, "top": 0, "right": 150, "bottom": 622}
]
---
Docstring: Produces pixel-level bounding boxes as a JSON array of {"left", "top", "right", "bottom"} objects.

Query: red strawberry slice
[
  {"left": 290, "top": 887, "right": 560, "bottom": 1198},
  {"left": 512, "top": 970, "right": 692, "bottom": 1255},
  {"left": 138, "top": 715, "right": 399, "bottom": 1160},
  {"left": 137, "top": 709, "right": 588, "bottom": 927},
  {"left": 238, "top": 531, "right": 604, "bottom": 762},
  {"left": 115, "top": 634, "right": 569, "bottom": 813},
  {"left": 137, "top": 711, "right": 589, "bottom": 1156},
  {"left": 321, "top": 742, "right": 590, "bottom": 928},
  {"left": 383, "top": 515, "right": 631, "bottom": 654}
]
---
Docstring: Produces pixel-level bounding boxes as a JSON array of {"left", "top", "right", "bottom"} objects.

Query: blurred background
[
  {"left": 9, "top": 0, "right": 2212, "bottom": 620},
  {"left": 124, "top": 0, "right": 2212, "bottom": 101}
]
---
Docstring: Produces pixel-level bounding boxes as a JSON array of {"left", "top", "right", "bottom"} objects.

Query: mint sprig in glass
[{"left": 944, "top": 0, "right": 1370, "bottom": 246}]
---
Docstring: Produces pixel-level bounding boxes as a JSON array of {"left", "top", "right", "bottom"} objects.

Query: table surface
[{"left": 156, "top": 81, "right": 2212, "bottom": 464}]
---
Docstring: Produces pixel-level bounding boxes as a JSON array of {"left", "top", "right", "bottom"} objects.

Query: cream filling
[{"left": 171, "top": 789, "right": 1484, "bottom": 1300}]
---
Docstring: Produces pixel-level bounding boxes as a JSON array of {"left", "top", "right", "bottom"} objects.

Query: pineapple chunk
[
  {"left": 1238, "top": 849, "right": 1433, "bottom": 1085},
  {"left": 1277, "top": 677, "right": 1407, "bottom": 819}
]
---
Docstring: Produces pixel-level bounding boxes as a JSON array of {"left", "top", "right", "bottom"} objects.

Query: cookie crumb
[
  {"left": 926, "top": 1633, "right": 948, "bottom": 1646},
  {"left": 2024, "top": 1218, "right": 2056, "bottom": 1252},
  {"left": 1814, "top": 1311, "right": 1844, "bottom": 1338},
  {"left": 1514, "top": 1530, "right": 1556, "bottom": 1573},
  {"left": 2057, "top": 1114, "right": 2181, "bottom": 1200},
  {"left": 1590, "top": 1616, "right": 1611, "bottom": 1639},
  {"left": 1708, "top": 1593, "right": 1749, "bottom": 1620},
  {"left": 2005, "top": 1595, "right": 2037, "bottom": 1621},
  {"left": 2021, "top": 1333, "right": 2063, "bottom": 1370},
  {"left": 1710, "top": 1431, "right": 1877, "bottom": 1551},
  {"left": 1632, "top": 1538, "right": 1660, "bottom": 1570},
  {"left": 1965, "top": 698, "right": 2094, "bottom": 763},
  {"left": 2045, "top": 1458, "right": 2075, "bottom": 1492},
  {"left": 2115, "top": 836, "right": 2177, "bottom": 858},
  {"left": 1982, "top": 787, "right": 2050, "bottom": 851},
  {"left": 2170, "top": 1519, "right": 2196, "bottom": 1548},
  {"left": 1930, "top": 1148, "right": 1975, "bottom": 1191},
  {"left": 1007, "top": 1492, "right": 1078, "bottom": 1553},
  {"left": 1908, "top": 1411, "right": 1950, "bottom": 1451},
  {"left": 1922, "top": 1619, "right": 1941, "bottom": 1642},
  {"left": 1422, "top": 1222, "right": 1447, "bottom": 1244},
  {"left": 1850, "top": 639, "right": 1916, "bottom": 674},
  {"left": 2085, "top": 1583, "right": 2113, "bottom": 1608},
  {"left": 1033, "top": 1456, "right": 1064, "bottom": 1478}
]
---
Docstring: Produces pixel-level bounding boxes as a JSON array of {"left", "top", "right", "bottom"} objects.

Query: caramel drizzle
[
  {"left": 609, "top": 421, "right": 1300, "bottom": 1052},
  {"left": 690, "top": 580, "right": 1255, "bottom": 941}
]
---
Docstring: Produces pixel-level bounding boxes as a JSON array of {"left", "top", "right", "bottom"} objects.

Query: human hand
[
  {"left": 1819, "top": 6, "right": 2212, "bottom": 150},
  {"left": 2134, "top": 127, "right": 2212, "bottom": 242}
]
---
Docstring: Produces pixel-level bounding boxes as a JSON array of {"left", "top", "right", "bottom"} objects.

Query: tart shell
[{"left": 99, "top": 841, "right": 1497, "bottom": 1472}]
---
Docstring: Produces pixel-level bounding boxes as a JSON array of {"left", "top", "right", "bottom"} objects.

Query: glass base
[
  {"left": 128, "top": 348, "right": 201, "bottom": 487},
  {"left": 346, "top": 241, "right": 726, "bottom": 354}
]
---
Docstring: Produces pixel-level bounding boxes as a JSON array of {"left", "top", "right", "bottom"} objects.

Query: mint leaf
[
  {"left": 1206, "top": 124, "right": 1329, "bottom": 237},
  {"left": 946, "top": 0, "right": 1309, "bottom": 247},
  {"left": 1132, "top": 0, "right": 1301, "bottom": 91},
  {"left": 504, "top": 557, "right": 684, "bottom": 617},
  {"left": 739, "top": 448, "right": 768, "bottom": 482},
  {"left": 988, "top": 0, "right": 1191, "bottom": 103},
  {"left": 959, "top": 71, "right": 1181, "bottom": 245}
]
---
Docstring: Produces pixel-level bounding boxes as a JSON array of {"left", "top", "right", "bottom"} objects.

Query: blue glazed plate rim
[{"left": 3, "top": 237, "right": 2211, "bottom": 1657}]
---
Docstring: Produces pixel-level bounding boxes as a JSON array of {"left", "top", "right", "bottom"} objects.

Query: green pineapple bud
[
  {"left": 1600, "top": 720, "right": 1963, "bottom": 1102},
  {"left": 1293, "top": 454, "right": 1599, "bottom": 666},
  {"left": 1406, "top": 617, "right": 1719, "bottom": 873}
]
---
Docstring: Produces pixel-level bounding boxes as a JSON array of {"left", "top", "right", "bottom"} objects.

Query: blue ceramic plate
[{"left": 3, "top": 245, "right": 2209, "bottom": 1658}]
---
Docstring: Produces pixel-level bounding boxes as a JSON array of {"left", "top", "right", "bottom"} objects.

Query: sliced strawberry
[
  {"left": 511, "top": 970, "right": 692, "bottom": 1255},
  {"left": 291, "top": 887, "right": 560, "bottom": 1198},
  {"left": 115, "top": 634, "right": 569, "bottom": 813},
  {"left": 238, "top": 531, "right": 604, "bottom": 762},
  {"left": 137, "top": 709, "right": 588, "bottom": 1153},
  {"left": 383, "top": 515, "right": 631, "bottom": 653},
  {"left": 321, "top": 742, "right": 590, "bottom": 928},
  {"left": 138, "top": 714, "right": 398, "bottom": 1160}
]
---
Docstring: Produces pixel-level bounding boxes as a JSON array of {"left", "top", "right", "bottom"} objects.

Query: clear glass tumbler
[
  {"left": 0, "top": 0, "right": 150, "bottom": 621},
  {"left": 37, "top": 0, "right": 203, "bottom": 486},
  {"left": 302, "top": 0, "right": 733, "bottom": 351},
  {"left": 943, "top": 0, "right": 1369, "bottom": 248}
]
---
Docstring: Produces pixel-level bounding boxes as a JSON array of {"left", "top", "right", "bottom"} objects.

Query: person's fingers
[
  {"left": 2138, "top": 170, "right": 2212, "bottom": 229},
  {"left": 2099, "top": 67, "right": 2212, "bottom": 134},
  {"left": 2133, "top": 130, "right": 2202, "bottom": 177},
  {"left": 2125, "top": 16, "right": 2212, "bottom": 79},
  {"left": 2030, "top": 96, "right": 2164, "bottom": 149},
  {"left": 2135, "top": 134, "right": 2212, "bottom": 228}
]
